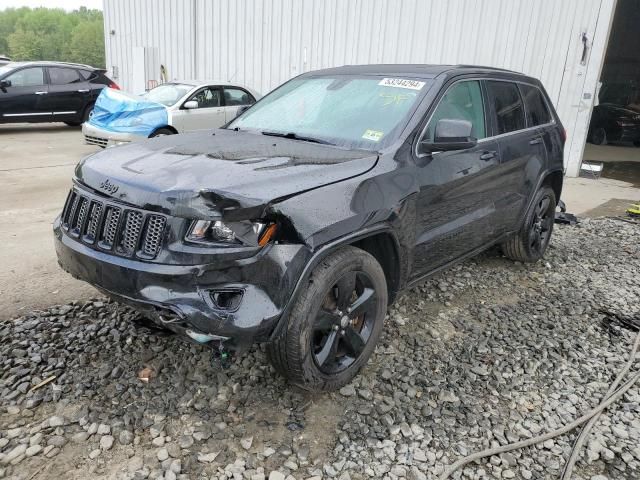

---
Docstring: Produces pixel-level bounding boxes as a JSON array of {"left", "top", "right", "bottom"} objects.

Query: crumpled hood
[
  {"left": 87, "top": 88, "right": 168, "bottom": 137},
  {"left": 75, "top": 129, "right": 378, "bottom": 220}
]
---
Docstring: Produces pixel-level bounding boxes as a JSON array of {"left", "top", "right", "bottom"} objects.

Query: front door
[
  {"left": 0, "top": 66, "right": 50, "bottom": 122},
  {"left": 410, "top": 79, "right": 504, "bottom": 279},
  {"left": 171, "top": 86, "right": 225, "bottom": 132}
]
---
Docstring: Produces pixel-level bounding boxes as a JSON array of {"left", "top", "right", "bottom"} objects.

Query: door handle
[
  {"left": 77, "top": 89, "right": 90, "bottom": 93},
  {"left": 529, "top": 136, "right": 543, "bottom": 145},
  {"left": 35, "top": 91, "right": 47, "bottom": 95},
  {"left": 480, "top": 150, "right": 497, "bottom": 161}
]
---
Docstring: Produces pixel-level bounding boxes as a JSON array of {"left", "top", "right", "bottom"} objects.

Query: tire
[
  {"left": 267, "top": 246, "right": 388, "bottom": 391},
  {"left": 65, "top": 103, "right": 94, "bottom": 127},
  {"left": 591, "top": 127, "right": 607, "bottom": 145},
  {"left": 150, "top": 128, "right": 175, "bottom": 138},
  {"left": 501, "top": 186, "right": 556, "bottom": 263},
  {"left": 633, "top": 141, "right": 640, "bottom": 148}
]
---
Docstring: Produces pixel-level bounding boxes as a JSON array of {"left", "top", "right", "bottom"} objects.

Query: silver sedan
[{"left": 82, "top": 80, "right": 261, "bottom": 147}]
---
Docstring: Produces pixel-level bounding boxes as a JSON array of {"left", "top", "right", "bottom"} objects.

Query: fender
[
  {"left": 269, "top": 223, "right": 402, "bottom": 341},
  {"left": 514, "top": 168, "right": 564, "bottom": 232}
]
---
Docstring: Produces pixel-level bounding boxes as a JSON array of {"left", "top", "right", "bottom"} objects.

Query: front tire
[
  {"left": 149, "top": 127, "right": 175, "bottom": 138},
  {"left": 501, "top": 186, "right": 556, "bottom": 263},
  {"left": 267, "top": 246, "right": 388, "bottom": 391}
]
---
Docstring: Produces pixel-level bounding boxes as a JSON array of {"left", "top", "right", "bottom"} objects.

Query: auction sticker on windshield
[
  {"left": 378, "top": 78, "right": 425, "bottom": 90},
  {"left": 362, "top": 129, "right": 384, "bottom": 142}
]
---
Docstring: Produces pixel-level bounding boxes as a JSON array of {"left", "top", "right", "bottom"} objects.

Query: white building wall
[{"left": 104, "top": 0, "right": 617, "bottom": 176}]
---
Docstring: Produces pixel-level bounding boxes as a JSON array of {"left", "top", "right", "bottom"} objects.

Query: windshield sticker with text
[
  {"left": 378, "top": 78, "right": 425, "bottom": 90},
  {"left": 362, "top": 129, "right": 384, "bottom": 142}
]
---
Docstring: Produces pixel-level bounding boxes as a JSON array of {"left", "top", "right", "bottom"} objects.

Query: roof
[
  {"left": 1, "top": 60, "right": 100, "bottom": 70},
  {"left": 303, "top": 63, "right": 528, "bottom": 80}
]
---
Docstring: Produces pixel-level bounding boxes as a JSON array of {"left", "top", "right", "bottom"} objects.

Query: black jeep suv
[
  {"left": 54, "top": 65, "right": 564, "bottom": 391},
  {"left": 0, "top": 61, "right": 117, "bottom": 126}
]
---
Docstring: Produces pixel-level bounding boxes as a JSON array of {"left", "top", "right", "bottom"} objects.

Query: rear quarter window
[
  {"left": 520, "top": 84, "right": 552, "bottom": 126},
  {"left": 486, "top": 81, "right": 526, "bottom": 134}
]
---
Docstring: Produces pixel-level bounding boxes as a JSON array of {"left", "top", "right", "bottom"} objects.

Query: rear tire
[
  {"left": 267, "top": 246, "right": 388, "bottom": 391},
  {"left": 501, "top": 186, "right": 556, "bottom": 263},
  {"left": 150, "top": 128, "right": 175, "bottom": 138},
  {"left": 65, "top": 103, "right": 94, "bottom": 127},
  {"left": 591, "top": 127, "right": 607, "bottom": 145}
]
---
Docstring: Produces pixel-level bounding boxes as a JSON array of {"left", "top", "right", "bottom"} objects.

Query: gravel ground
[{"left": 1, "top": 218, "right": 639, "bottom": 480}]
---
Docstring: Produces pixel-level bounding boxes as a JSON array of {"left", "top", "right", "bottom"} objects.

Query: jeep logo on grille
[{"left": 99, "top": 179, "right": 119, "bottom": 194}]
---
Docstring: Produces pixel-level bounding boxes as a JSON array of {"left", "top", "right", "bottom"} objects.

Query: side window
[
  {"left": 223, "top": 87, "right": 255, "bottom": 106},
  {"left": 49, "top": 67, "right": 82, "bottom": 85},
  {"left": 5, "top": 67, "right": 45, "bottom": 87},
  {"left": 424, "top": 81, "right": 486, "bottom": 141},
  {"left": 188, "top": 87, "right": 221, "bottom": 108},
  {"left": 486, "top": 81, "right": 526, "bottom": 134},
  {"left": 520, "top": 84, "right": 552, "bottom": 126}
]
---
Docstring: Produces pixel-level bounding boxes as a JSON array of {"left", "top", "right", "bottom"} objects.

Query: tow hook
[
  {"left": 184, "top": 329, "right": 233, "bottom": 369},
  {"left": 211, "top": 342, "right": 232, "bottom": 370}
]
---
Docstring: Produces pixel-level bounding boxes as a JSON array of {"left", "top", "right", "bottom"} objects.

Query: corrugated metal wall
[{"left": 103, "top": 0, "right": 617, "bottom": 175}]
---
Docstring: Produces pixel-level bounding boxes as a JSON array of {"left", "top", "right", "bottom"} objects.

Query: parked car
[
  {"left": 82, "top": 81, "right": 261, "bottom": 147},
  {"left": 54, "top": 65, "right": 564, "bottom": 391},
  {"left": 588, "top": 81, "right": 640, "bottom": 146},
  {"left": 0, "top": 56, "right": 11, "bottom": 67},
  {"left": 0, "top": 61, "right": 118, "bottom": 126}
]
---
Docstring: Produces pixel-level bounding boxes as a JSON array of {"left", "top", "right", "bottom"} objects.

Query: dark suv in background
[
  {"left": 0, "top": 61, "right": 118, "bottom": 126},
  {"left": 54, "top": 65, "right": 564, "bottom": 391}
]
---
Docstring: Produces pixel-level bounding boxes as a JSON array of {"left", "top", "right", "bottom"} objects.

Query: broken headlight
[{"left": 186, "top": 220, "right": 276, "bottom": 246}]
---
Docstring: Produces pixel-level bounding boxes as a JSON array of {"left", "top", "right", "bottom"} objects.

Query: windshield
[
  {"left": 144, "top": 83, "right": 193, "bottom": 106},
  {"left": 229, "top": 75, "right": 431, "bottom": 149}
]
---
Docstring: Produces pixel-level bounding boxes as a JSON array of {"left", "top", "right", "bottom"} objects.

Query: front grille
[
  {"left": 61, "top": 187, "right": 167, "bottom": 260},
  {"left": 85, "top": 134, "right": 108, "bottom": 147},
  {"left": 116, "top": 210, "right": 143, "bottom": 255}
]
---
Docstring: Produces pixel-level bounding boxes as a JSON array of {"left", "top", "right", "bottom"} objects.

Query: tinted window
[
  {"left": 49, "top": 67, "right": 81, "bottom": 85},
  {"left": 189, "top": 87, "right": 221, "bottom": 108},
  {"left": 486, "top": 81, "right": 526, "bottom": 134},
  {"left": 520, "top": 84, "right": 551, "bottom": 126},
  {"left": 5, "top": 67, "right": 45, "bottom": 87},
  {"left": 224, "top": 87, "right": 255, "bottom": 106},
  {"left": 79, "top": 69, "right": 97, "bottom": 81},
  {"left": 424, "top": 80, "right": 486, "bottom": 141}
]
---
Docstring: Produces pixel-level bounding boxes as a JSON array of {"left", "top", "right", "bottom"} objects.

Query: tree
[
  {"left": 67, "top": 19, "right": 105, "bottom": 67},
  {"left": 0, "top": 7, "right": 104, "bottom": 67}
]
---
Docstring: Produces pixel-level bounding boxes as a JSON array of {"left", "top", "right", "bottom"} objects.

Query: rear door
[
  {"left": 410, "top": 79, "right": 503, "bottom": 278},
  {"left": 485, "top": 80, "right": 544, "bottom": 232},
  {"left": 171, "top": 86, "right": 225, "bottom": 132},
  {"left": 46, "top": 67, "right": 88, "bottom": 121},
  {"left": 0, "top": 66, "right": 50, "bottom": 122},
  {"left": 222, "top": 86, "right": 256, "bottom": 122}
]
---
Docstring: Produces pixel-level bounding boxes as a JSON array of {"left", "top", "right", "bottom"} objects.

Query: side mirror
[
  {"left": 0, "top": 79, "right": 11, "bottom": 89},
  {"left": 183, "top": 100, "right": 198, "bottom": 109},
  {"left": 235, "top": 105, "right": 251, "bottom": 118},
  {"left": 419, "top": 119, "right": 477, "bottom": 154}
]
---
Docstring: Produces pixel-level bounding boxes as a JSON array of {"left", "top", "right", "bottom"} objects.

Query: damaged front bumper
[{"left": 53, "top": 216, "right": 311, "bottom": 346}]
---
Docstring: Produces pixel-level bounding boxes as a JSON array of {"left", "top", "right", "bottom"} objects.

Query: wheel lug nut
[
  {"left": 340, "top": 330, "right": 345, "bottom": 335},
  {"left": 333, "top": 325, "right": 339, "bottom": 331}
]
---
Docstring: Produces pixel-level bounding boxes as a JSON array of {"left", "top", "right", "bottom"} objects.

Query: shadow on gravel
[{"left": 1, "top": 219, "right": 639, "bottom": 480}]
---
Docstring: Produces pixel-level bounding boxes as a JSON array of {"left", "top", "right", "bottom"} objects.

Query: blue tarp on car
[{"left": 87, "top": 88, "right": 168, "bottom": 137}]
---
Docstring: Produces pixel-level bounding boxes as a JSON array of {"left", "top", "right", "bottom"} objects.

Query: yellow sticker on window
[{"left": 362, "top": 129, "right": 384, "bottom": 142}]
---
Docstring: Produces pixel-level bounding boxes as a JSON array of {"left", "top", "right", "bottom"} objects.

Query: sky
[{"left": 0, "top": 0, "right": 102, "bottom": 10}]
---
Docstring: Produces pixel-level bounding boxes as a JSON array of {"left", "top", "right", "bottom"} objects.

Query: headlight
[{"left": 186, "top": 220, "right": 276, "bottom": 246}]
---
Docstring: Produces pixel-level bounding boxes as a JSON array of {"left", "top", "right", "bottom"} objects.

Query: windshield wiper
[{"left": 261, "top": 131, "right": 334, "bottom": 145}]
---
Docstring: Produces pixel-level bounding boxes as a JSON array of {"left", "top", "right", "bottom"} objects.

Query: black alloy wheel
[
  {"left": 529, "top": 195, "right": 554, "bottom": 255},
  {"left": 311, "top": 271, "right": 376, "bottom": 373},
  {"left": 267, "top": 246, "right": 387, "bottom": 391}
]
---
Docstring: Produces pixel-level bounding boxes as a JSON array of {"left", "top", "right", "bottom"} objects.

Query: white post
[{"left": 565, "top": 0, "right": 618, "bottom": 177}]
